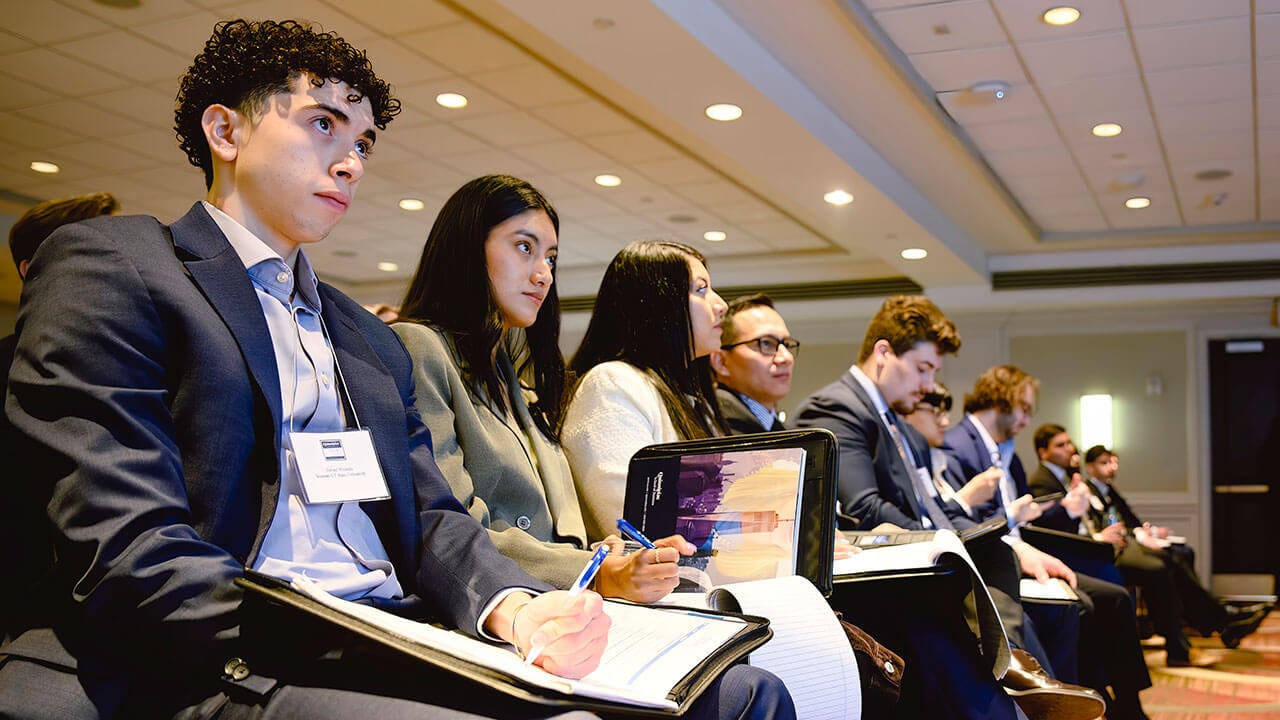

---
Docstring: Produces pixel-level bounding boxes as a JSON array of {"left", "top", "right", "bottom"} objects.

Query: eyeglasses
[{"left": 721, "top": 334, "right": 801, "bottom": 359}]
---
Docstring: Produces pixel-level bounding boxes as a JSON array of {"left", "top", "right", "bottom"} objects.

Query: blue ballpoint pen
[
  {"left": 523, "top": 544, "right": 610, "bottom": 665},
  {"left": 616, "top": 518, "right": 658, "bottom": 549}
]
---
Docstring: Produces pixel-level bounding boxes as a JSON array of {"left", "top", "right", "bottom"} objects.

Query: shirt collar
[
  {"left": 735, "top": 391, "right": 778, "bottom": 431},
  {"left": 967, "top": 413, "right": 1000, "bottom": 459},
  {"left": 1044, "top": 462, "right": 1067, "bottom": 481},
  {"left": 849, "top": 364, "right": 890, "bottom": 418},
  {"left": 202, "top": 201, "right": 322, "bottom": 312}
]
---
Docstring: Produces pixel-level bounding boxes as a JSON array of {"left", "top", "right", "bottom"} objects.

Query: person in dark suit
[
  {"left": 710, "top": 293, "right": 798, "bottom": 434},
  {"left": 0, "top": 19, "right": 790, "bottom": 720},
  {"left": 944, "top": 369, "right": 1151, "bottom": 719},
  {"left": 1083, "top": 445, "right": 1268, "bottom": 649},
  {"left": 1, "top": 192, "right": 119, "bottom": 643},
  {"left": 793, "top": 296, "right": 1103, "bottom": 720}
]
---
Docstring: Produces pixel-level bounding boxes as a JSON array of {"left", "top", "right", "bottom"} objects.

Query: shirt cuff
[{"left": 476, "top": 586, "right": 542, "bottom": 641}]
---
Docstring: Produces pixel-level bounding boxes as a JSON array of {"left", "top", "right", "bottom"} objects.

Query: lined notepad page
[{"left": 710, "top": 576, "right": 860, "bottom": 720}]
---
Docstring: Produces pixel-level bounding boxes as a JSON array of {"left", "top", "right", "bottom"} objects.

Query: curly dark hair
[{"left": 175, "top": 19, "right": 400, "bottom": 188}]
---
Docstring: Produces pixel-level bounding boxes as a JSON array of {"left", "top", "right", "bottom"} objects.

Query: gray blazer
[{"left": 393, "top": 323, "right": 591, "bottom": 589}]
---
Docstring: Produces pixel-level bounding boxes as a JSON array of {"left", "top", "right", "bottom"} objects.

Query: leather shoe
[
  {"left": 1001, "top": 649, "right": 1106, "bottom": 720},
  {"left": 1222, "top": 606, "right": 1269, "bottom": 648},
  {"left": 1167, "top": 648, "right": 1225, "bottom": 668}
]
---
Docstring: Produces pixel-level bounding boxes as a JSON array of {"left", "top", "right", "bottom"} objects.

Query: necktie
[
  {"left": 992, "top": 451, "right": 1018, "bottom": 525},
  {"left": 884, "top": 411, "right": 953, "bottom": 530}
]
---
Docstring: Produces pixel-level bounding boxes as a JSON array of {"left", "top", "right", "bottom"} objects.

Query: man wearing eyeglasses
[{"left": 711, "top": 293, "right": 800, "bottom": 435}]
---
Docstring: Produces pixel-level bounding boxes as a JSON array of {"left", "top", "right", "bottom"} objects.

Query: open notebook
[{"left": 237, "top": 571, "right": 771, "bottom": 716}]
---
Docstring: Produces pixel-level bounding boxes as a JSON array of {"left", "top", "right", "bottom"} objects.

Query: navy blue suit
[
  {"left": 943, "top": 417, "right": 1152, "bottom": 718},
  {"left": 0, "top": 205, "right": 555, "bottom": 717}
]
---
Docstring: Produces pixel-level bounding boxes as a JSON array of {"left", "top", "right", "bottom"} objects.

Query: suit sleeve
[
  {"left": 793, "top": 391, "right": 922, "bottom": 530},
  {"left": 1026, "top": 467, "right": 1079, "bottom": 533},
  {"left": 5, "top": 221, "right": 244, "bottom": 671},
  {"left": 392, "top": 323, "right": 590, "bottom": 590}
]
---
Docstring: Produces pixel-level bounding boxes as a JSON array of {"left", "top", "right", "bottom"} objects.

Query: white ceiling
[{"left": 0, "top": 0, "right": 1276, "bottom": 313}]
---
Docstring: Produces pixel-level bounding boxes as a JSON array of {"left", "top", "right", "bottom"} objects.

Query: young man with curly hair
[{"left": 0, "top": 19, "right": 792, "bottom": 720}]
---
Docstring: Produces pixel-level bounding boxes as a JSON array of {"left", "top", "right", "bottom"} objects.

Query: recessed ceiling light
[
  {"left": 1091, "top": 122, "right": 1122, "bottom": 138},
  {"left": 435, "top": 92, "right": 468, "bottom": 109},
  {"left": 377, "top": 262, "right": 399, "bottom": 272},
  {"left": 703, "top": 230, "right": 727, "bottom": 242},
  {"left": 1124, "top": 197, "right": 1151, "bottom": 209},
  {"left": 29, "top": 161, "right": 59, "bottom": 174},
  {"left": 1042, "top": 6, "right": 1081, "bottom": 26},
  {"left": 823, "top": 189, "right": 853, "bottom": 206},
  {"left": 704, "top": 103, "right": 743, "bottom": 122},
  {"left": 398, "top": 198, "right": 425, "bottom": 211},
  {"left": 594, "top": 174, "right": 622, "bottom": 187},
  {"left": 900, "top": 248, "right": 928, "bottom": 260}
]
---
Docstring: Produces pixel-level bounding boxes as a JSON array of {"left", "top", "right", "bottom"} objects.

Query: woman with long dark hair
[
  {"left": 393, "top": 175, "right": 686, "bottom": 602},
  {"left": 562, "top": 240, "right": 729, "bottom": 541}
]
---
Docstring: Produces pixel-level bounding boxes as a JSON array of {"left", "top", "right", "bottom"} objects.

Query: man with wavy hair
[{"left": 0, "top": 20, "right": 793, "bottom": 720}]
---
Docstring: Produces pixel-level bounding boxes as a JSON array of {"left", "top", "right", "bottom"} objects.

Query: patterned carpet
[{"left": 1143, "top": 612, "right": 1280, "bottom": 719}]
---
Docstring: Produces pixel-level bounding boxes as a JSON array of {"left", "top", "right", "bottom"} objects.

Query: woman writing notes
[{"left": 392, "top": 176, "right": 691, "bottom": 602}]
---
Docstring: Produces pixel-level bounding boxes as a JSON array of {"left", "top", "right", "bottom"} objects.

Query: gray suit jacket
[
  {"left": 1, "top": 204, "right": 546, "bottom": 716},
  {"left": 392, "top": 322, "right": 592, "bottom": 589}
]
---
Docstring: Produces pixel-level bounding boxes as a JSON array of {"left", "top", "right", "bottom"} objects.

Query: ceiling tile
[
  {"left": 1018, "top": 32, "right": 1138, "bottom": 85},
  {"left": 1260, "top": 14, "right": 1280, "bottom": 63},
  {"left": 937, "top": 83, "right": 1048, "bottom": 125},
  {"left": 584, "top": 131, "right": 680, "bottom": 165},
  {"left": 361, "top": 37, "right": 452, "bottom": 86},
  {"left": 0, "top": 29, "right": 34, "bottom": 54},
  {"left": 469, "top": 62, "right": 588, "bottom": 109},
  {"left": 1157, "top": 100, "right": 1252, "bottom": 137},
  {"left": 215, "top": 0, "right": 378, "bottom": 43},
  {"left": 990, "top": 0, "right": 1127, "bottom": 42},
  {"left": 56, "top": 30, "right": 189, "bottom": 84},
  {"left": 984, "top": 143, "right": 1076, "bottom": 177},
  {"left": 1077, "top": 162, "right": 1170, "bottom": 194},
  {"left": 1003, "top": 170, "right": 1092, "bottom": 199},
  {"left": 1065, "top": 133, "right": 1164, "bottom": 169},
  {"left": 1019, "top": 193, "right": 1102, "bottom": 219},
  {"left": 1259, "top": 94, "right": 1280, "bottom": 130},
  {"left": 325, "top": 0, "right": 459, "bottom": 36},
  {"left": 48, "top": 139, "right": 166, "bottom": 174},
  {"left": 964, "top": 114, "right": 1061, "bottom": 153},
  {"left": 1124, "top": 0, "right": 1251, "bottom": 26},
  {"left": 547, "top": 193, "right": 625, "bottom": 221},
  {"left": 671, "top": 180, "right": 759, "bottom": 207},
  {"left": 458, "top": 111, "right": 565, "bottom": 147},
  {"left": 873, "top": 0, "right": 1006, "bottom": 54},
  {"left": 1165, "top": 131, "right": 1252, "bottom": 165},
  {"left": 113, "top": 129, "right": 186, "bottom": 165},
  {"left": 82, "top": 85, "right": 179, "bottom": 130},
  {"left": 393, "top": 78, "right": 513, "bottom": 123},
  {"left": 631, "top": 156, "right": 720, "bottom": 186},
  {"left": 129, "top": 10, "right": 225, "bottom": 56},
  {"left": 434, "top": 147, "right": 544, "bottom": 178},
  {"left": 1171, "top": 158, "right": 1254, "bottom": 191},
  {"left": 1033, "top": 209, "right": 1108, "bottom": 233},
  {"left": 1133, "top": 18, "right": 1249, "bottom": 72},
  {"left": 1038, "top": 73, "right": 1147, "bottom": 117},
  {"left": 531, "top": 101, "right": 639, "bottom": 139},
  {"left": 908, "top": 45, "right": 1026, "bottom": 92},
  {"left": 1056, "top": 107, "right": 1158, "bottom": 144},
  {"left": 712, "top": 199, "right": 784, "bottom": 224},
  {"left": 16, "top": 99, "right": 145, "bottom": 140},
  {"left": 381, "top": 122, "right": 488, "bottom": 159},
  {"left": 747, "top": 221, "right": 828, "bottom": 251},
  {"left": 0, "top": 110, "right": 82, "bottom": 149},
  {"left": 399, "top": 21, "right": 531, "bottom": 75},
  {"left": 1259, "top": 61, "right": 1280, "bottom": 99},
  {"left": 1260, "top": 189, "right": 1280, "bottom": 221},
  {"left": 1256, "top": 128, "right": 1280, "bottom": 159},
  {"left": 0, "top": 48, "right": 131, "bottom": 96},
  {"left": 506, "top": 139, "right": 614, "bottom": 173},
  {"left": 1146, "top": 63, "right": 1252, "bottom": 108},
  {"left": 0, "top": 2, "right": 111, "bottom": 44},
  {"left": 0, "top": 81, "right": 58, "bottom": 112}
]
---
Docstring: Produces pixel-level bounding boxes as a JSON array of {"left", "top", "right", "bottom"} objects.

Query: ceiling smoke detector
[{"left": 970, "top": 81, "right": 1010, "bottom": 101}]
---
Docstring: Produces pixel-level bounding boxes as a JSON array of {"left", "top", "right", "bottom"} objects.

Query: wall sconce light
[{"left": 1079, "top": 394, "right": 1113, "bottom": 451}]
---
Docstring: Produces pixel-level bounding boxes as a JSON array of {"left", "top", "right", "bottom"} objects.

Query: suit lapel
[
  {"left": 840, "top": 374, "right": 922, "bottom": 520},
  {"left": 171, "top": 204, "right": 283, "bottom": 432}
]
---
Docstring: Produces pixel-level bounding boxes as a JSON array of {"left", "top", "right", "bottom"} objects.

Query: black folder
[
  {"left": 623, "top": 428, "right": 839, "bottom": 596},
  {"left": 236, "top": 572, "right": 772, "bottom": 717}
]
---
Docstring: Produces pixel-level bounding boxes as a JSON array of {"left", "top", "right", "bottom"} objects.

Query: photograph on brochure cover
[{"left": 625, "top": 447, "right": 806, "bottom": 592}]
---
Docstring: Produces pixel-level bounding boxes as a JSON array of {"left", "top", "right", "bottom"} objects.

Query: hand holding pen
[
  {"left": 523, "top": 544, "right": 610, "bottom": 667},
  {"left": 587, "top": 519, "right": 696, "bottom": 604}
]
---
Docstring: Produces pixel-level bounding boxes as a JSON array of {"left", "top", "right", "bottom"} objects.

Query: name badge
[{"left": 290, "top": 429, "right": 391, "bottom": 504}]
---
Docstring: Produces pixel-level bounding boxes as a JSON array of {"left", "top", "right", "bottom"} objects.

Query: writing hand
[{"left": 512, "top": 591, "right": 611, "bottom": 679}]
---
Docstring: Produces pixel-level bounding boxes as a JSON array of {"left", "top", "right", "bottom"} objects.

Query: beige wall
[{"left": 1009, "top": 331, "right": 1188, "bottom": 494}]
